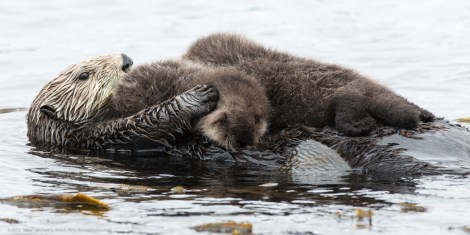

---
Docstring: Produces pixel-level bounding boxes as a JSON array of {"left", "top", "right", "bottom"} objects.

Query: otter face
[
  {"left": 29, "top": 54, "right": 133, "bottom": 124},
  {"left": 196, "top": 92, "right": 270, "bottom": 151}
]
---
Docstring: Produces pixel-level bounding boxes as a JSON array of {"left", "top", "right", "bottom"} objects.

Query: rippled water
[{"left": 1, "top": 0, "right": 470, "bottom": 234}]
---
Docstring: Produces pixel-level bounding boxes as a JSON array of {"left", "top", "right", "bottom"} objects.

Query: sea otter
[
  {"left": 184, "top": 33, "right": 435, "bottom": 136},
  {"left": 28, "top": 54, "right": 470, "bottom": 176},
  {"left": 28, "top": 54, "right": 270, "bottom": 151}
]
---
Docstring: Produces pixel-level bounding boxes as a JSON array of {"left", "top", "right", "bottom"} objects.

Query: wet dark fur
[
  {"left": 28, "top": 85, "right": 219, "bottom": 150},
  {"left": 109, "top": 60, "right": 270, "bottom": 149},
  {"left": 98, "top": 119, "right": 467, "bottom": 176},
  {"left": 27, "top": 55, "right": 221, "bottom": 151},
  {"left": 184, "top": 33, "right": 435, "bottom": 136}
]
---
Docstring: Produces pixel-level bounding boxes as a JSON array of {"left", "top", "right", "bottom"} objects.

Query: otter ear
[{"left": 40, "top": 105, "right": 56, "bottom": 118}]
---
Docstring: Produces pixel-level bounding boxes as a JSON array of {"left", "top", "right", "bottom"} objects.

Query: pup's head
[{"left": 196, "top": 70, "right": 270, "bottom": 150}]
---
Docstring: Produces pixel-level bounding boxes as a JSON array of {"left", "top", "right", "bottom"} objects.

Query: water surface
[{"left": 1, "top": 0, "right": 470, "bottom": 234}]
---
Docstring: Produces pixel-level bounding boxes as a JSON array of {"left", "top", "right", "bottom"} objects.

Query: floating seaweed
[
  {"left": 355, "top": 208, "right": 373, "bottom": 228},
  {"left": 457, "top": 117, "right": 470, "bottom": 123},
  {"left": 0, "top": 193, "right": 109, "bottom": 213},
  {"left": 399, "top": 203, "right": 427, "bottom": 212},
  {"left": 171, "top": 186, "right": 187, "bottom": 194},
  {"left": 113, "top": 184, "right": 155, "bottom": 195}
]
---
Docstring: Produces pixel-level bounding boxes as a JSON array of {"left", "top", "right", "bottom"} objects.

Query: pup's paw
[{"left": 336, "top": 115, "right": 376, "bottom": 136}]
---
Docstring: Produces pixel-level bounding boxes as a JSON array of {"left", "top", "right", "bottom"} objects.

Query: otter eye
[
  {"left": 254, "top": 115, "right": 261, "bottom": 124},
  {"left": 78, "top": 72, "right": 90, "bottom": 81},
  {"left": 217, "top": 117, "right": 228, "bottom": 126}
]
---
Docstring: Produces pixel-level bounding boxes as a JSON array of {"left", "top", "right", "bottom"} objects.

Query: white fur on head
[{"left": 29, "top": 54, "right": 127, "bottom": 124}]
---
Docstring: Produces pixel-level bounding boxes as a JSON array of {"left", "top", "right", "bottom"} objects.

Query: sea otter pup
[
  {"left": 184, "top": 33, "right": 435, "bottom": 136},
  {"left": 28, "top": 54, "right": 270, "bottom": 151},
  {"left": 110, "top": 59, "right": 270, "bottom": 150}
]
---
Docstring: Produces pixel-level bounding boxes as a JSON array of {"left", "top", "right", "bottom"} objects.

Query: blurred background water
[{"left": 0, "top": 0, "right": 469, "bottom": 234}]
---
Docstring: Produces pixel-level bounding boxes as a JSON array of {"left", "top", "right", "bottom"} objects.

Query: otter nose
[
  {"left": 236, "top": 132, "right": 254, "bottom": 148},
  {"left": 121, "top": 54, "right": 133, "bottom": 72},
  {"left": 238, "top": 138, "right": 252, "bottom": 148}
]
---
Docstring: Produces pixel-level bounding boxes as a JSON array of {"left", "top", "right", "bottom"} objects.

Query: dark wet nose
[
  {"left": 236, "top": 131, "right": 254, "bottom": 147},
  {"left": 121, "top": 54, "right": 133, "bottom": 72}
]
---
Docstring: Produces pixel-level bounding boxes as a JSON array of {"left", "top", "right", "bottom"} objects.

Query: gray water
[{"left": 1, "top": 0, "right": 470, "bottom": 234}]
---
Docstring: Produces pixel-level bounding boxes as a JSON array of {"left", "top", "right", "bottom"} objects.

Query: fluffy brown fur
[
  {"left": 110, "top": 60, "right": 271, "bottom": 150},
  {"left": 184, "top": 33, "right": 435, "bottom": 136}
]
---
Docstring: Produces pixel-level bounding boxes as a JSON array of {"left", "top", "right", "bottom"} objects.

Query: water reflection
[{"left": 26, "top": 148, "right": 425, "bottom": 209}]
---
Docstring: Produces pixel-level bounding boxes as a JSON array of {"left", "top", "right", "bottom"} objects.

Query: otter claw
[
  {"left": 182, "top": 85, "right": 219, "bottom": 119},
  {"left": 192, "top": 84, "right": 219, "bottom": 103}
]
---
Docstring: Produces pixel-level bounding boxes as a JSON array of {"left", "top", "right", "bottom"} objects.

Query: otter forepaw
[
  {"left": 184, "top": 85, "right": 219, "bottom": 117},
  {"left": 336, "top": 115, "right": 376, "bottom": 136}
]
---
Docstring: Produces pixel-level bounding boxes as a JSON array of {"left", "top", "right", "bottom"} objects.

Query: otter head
[
  {"left": 29, "top": 54, "right": 133, "bottom": 124},
  {"left": 195, "top": 70, "right": 271, "bottom": 151}
]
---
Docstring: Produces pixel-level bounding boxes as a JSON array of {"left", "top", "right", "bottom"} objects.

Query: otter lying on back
[
  {"left": 28, "top": 54, "right": 269, "bottom": 151},
  {"left": 184, "top": 33, "right": 435, "bottom": 136},
  {"left": 28, "top": 55, "right": 219, "bottom": 150}
]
